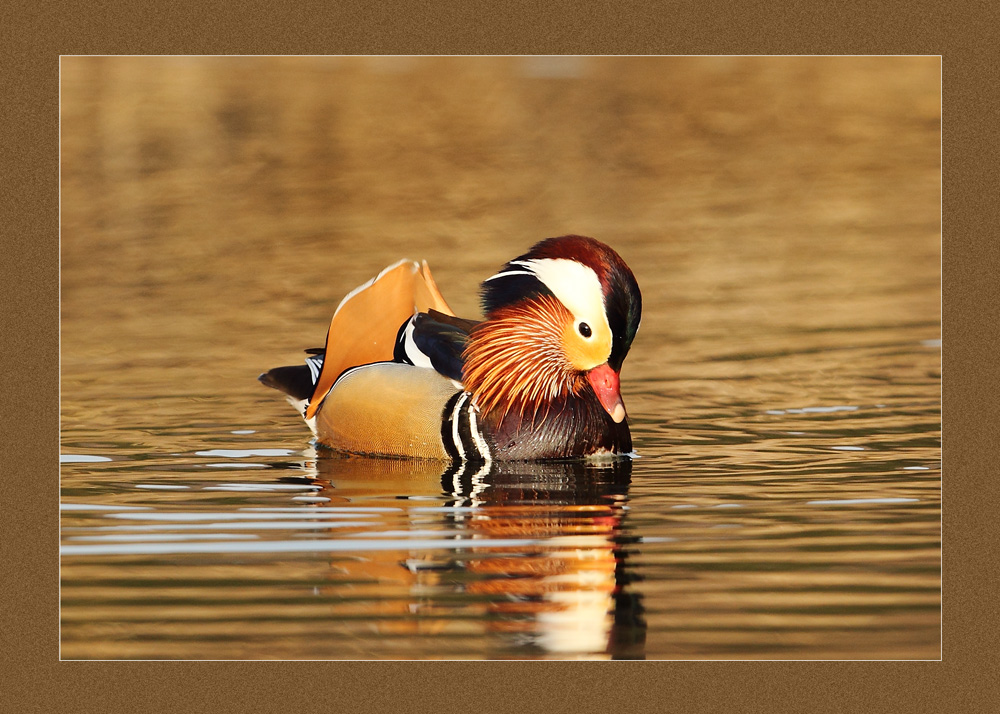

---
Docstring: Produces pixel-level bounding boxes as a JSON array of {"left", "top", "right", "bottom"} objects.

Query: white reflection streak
[
  {"left": 807, "top": 497, "right": 920, "bottom": 505},
  {"left": 68, "top": 520, "right": 376, "bottom": 532},
  {"left": 60, "top": 503, "right": 151, "bottom": 511},
  {"left": 194, "top": 448, "right": 294, "bottom": 457},
  {"left": 61, "top": 537, "right": 544, "bottom": 557},
  {"left": 67, "top": 533, "right": 259, "bottom": 542},
  {"left": 105, "top": 511, "right": 365, "bottom": 521}
]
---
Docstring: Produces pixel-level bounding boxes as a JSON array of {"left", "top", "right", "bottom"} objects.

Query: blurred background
[
  {"left": 60, "top": 57, "right": 940, "bottom": 660},
  {"left": 61, "top": 56, "right": 939, "bottom": 394}
]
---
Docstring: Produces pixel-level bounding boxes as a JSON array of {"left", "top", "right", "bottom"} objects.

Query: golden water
[{"left": 60, "top": 56, "right": 940, "bottom": 659}]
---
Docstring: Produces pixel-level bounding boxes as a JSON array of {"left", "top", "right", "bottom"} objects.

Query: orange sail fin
[{"left": 305, "top": 259, "right": 455, "bottom": 419}]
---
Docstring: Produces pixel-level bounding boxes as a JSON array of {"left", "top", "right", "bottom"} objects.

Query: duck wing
[{"left": 305, "top": 259, "right": 453, "bottom": 419}]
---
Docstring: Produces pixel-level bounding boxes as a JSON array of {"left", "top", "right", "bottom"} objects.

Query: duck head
[{"left": 463, "top": 235, "right": 642, "bottom": 426}]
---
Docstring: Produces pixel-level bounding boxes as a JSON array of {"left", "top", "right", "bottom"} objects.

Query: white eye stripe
[
  {"left": 483, "top": 257, "right": 612, "bottom": 350},
  {"left": 521, "top": 258, "right": 610, "bottom": 338}
]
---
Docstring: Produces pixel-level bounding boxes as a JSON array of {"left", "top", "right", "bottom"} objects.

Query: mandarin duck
[{"left": 259, "top": 235, "right": 641, "bottom": 461}]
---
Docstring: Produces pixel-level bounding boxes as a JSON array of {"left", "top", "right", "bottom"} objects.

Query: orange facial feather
[{"left": 463, "top": 295, "right": 588, "bottom": 425}]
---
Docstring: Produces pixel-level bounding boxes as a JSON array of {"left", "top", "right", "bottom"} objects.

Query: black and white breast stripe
[{"left": 441, "top": 391, "right": 492, "bottom": 463}]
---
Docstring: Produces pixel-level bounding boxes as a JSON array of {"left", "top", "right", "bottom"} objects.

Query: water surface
[{"left": 60, "top": 56, "right": 940, "bottom": 660}]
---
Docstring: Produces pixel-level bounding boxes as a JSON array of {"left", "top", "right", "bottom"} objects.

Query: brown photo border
[{"left": 5, "top": 1, "right": 993, "bottom": 712}]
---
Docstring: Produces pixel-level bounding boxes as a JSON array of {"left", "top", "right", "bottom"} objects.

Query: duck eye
[{"left": 578, "top": 322, "right": 592, "bottom": 338}]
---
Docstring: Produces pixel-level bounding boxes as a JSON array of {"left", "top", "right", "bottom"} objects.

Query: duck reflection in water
[{"left": 276, "top": 454, "right": 646, "bottom": 660}]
